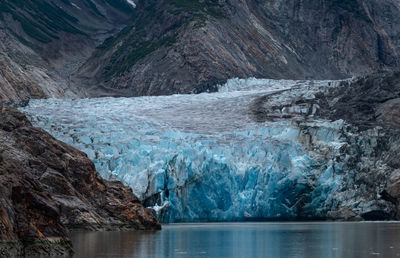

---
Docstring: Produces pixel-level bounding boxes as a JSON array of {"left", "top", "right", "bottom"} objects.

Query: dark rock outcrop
[
  {"left": 0, "top": 105, "right": 160, "bottom": 256},
  {"left": 318, "top": 71, "right": 400, "bottom": 130}
]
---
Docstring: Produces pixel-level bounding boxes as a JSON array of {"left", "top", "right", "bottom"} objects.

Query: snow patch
[
  {"left": 126, "top": 0, "right": 136, "bottom": 8},
  {"left": 71, "top": 2, "right": 81, "bottom": 10}
]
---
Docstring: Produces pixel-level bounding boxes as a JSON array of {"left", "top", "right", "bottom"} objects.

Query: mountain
[
  {"left": 78, "top": 0, "right": 400, "bottom": 97},
  {"left": 0, "top": 0, "right": 134, "bottom": 103},
  {"left": 1, "top": 0, "right": 400, "bottom": 100},
  {"left": 0, "top": 105, "right": 160, "bottom": 256}
]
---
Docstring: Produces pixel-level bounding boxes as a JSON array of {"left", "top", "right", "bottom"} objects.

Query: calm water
[{"left": 70, "top": 222, "right": 400, "bottom": 258}]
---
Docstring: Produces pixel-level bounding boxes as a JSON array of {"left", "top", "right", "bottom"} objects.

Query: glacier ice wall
[{"left": 20, "top": 78, "right": 390, "bottom": 222}]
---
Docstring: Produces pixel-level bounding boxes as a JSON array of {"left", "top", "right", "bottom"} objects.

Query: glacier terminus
[{"left": 21, "top": 78, "right": 397, "bottom": 222}]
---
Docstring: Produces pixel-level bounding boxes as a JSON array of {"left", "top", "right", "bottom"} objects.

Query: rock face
[
  {"left": 78, "top": 0, "right": 400, "bottom": 97},
  {"left": 0, "top": 0, "right": 134, "bottom": 103},
  {"left": 0, "top": 105, "right": 160, "bottom": 256},
  {"left": 20, "top": 73, "right": 400, "bottom": 223},
  {"left": 2, "top": 0, "right": 400, "bottom": 100}
]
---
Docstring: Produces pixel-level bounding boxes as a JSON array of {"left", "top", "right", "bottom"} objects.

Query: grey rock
[
  {"left": 79, "top": 0, "right": 400, "bottom": 97},
  {"left": 250, "top": 72, "right": 400, "bottom": 220}
]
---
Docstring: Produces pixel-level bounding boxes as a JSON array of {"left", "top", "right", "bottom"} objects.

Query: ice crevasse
[{"left": 21, "top": 78, "right": 379, "bottom": 222}]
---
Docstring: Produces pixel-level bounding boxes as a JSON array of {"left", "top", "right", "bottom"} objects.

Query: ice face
[{"left": 20, "top": 79, "right": 347, "bottom": 222}]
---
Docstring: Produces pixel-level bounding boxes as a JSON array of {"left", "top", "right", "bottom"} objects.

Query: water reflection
[{"left": 71, "top": 222, "right": 400, "bottom": 258}]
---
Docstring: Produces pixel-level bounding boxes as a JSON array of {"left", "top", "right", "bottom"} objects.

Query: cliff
[{"left": 0, "top": 105, "right": 160, "bottom": 256}]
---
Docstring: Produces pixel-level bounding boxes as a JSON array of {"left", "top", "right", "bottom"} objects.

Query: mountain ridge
[
  {"left": 77, "top": 0, "right": 400, "bottom": 97},
  {"left": 1, "top": 0, "right": 400, "bottom": 101}
]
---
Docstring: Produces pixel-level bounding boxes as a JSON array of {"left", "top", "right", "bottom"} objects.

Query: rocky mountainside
[
  {"left": 0, "top": 0, "right": 134, "bottom": 103},
  {"left": 1, "top": 0, "right": 400, "bottom": 100},
  {"left": 78, "top": 0, "right": 400, "bottom": 97},
  {"left": 0, "top": 105, "right": 160, "bottom": 256}
]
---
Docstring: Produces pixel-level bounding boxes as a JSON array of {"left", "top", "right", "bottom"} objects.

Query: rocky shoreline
[{"left": 0, "top": 105, "right": 160, "bottom": 257}]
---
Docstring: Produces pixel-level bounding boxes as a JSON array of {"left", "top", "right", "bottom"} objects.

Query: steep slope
[
  {"left": 78, "top": 0, "right": 400, "bottom": 97},
  {"left": 0, "top": 105, "right": 160, "bottom": 256},
  {"left": 0, "top": 0, "right": 134, "bottom": 103}
]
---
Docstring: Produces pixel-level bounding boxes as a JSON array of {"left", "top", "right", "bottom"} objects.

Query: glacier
[{"left": 20, "top": 78, "right": 394, "bottom": 222}]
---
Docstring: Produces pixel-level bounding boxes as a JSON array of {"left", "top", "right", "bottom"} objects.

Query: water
[{"left": 71, "top": 222, "right": 400, "bottom": 258}]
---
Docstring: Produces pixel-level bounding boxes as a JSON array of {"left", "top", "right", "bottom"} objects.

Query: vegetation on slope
[
  {"left": 97, "top": 0, "right": 227, "bottom": 79},
  {"left": 0, "top": 0, "right": 83, "bottom": 44},
  {"left": 0, "top": 0, "right": 135, "bottom": 47}
]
